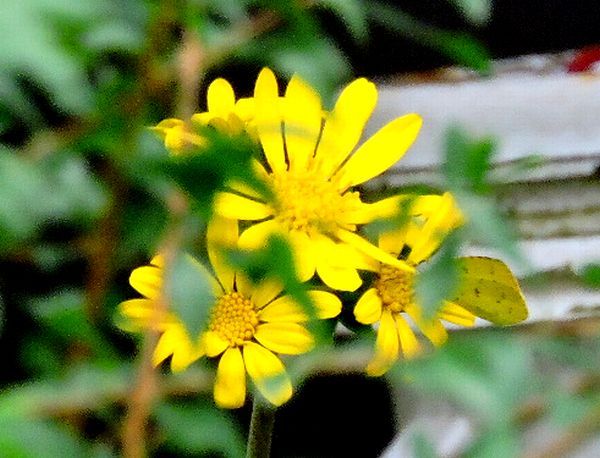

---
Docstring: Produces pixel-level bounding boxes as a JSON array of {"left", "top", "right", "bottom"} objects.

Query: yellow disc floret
[
  {"left": 375, "top": 264, "right": 415, "bottom": 313},
  {"left": 208, "top": 292, "right": 259, "bottom": 347},
  {"left": 271, "top": 169, "right": 360, "bottom": 235}
]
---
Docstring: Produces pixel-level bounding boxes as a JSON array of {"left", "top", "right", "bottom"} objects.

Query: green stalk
[{"left": 246, "top": 398, "right": 276, "bottom": 458}]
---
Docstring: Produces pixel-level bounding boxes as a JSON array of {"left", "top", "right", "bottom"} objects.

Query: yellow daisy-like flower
[
  {"left": 152, "top": 78, "right": 254, "bottom": 154},
  {"left": 215, "top": 68, "right": 423, "bottom": 292},
  {"left": 354, "top": 193, "right": 467, "bottom": 376},
  {"left": 354, "top": 193, "right": 528, "bottom": 376},
  {"left": 119, "top": 217, "right": 342, "bottom": 408}
]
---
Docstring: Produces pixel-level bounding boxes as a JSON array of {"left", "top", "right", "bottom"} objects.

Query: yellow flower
[
  {"left": 152, "top": 78, "right": 254, "bottom": 154},
  {"left": 119, "top": 217, "right": 342, "bottom": 408},
  {"left": 353, "top": 193, "right": 527, "bottom": 376},
  {"left": 215, "top": 68, "right": 423, "bottom": 292}
]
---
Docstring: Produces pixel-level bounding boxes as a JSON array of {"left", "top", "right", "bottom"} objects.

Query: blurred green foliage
[{"left": 0, "top": 0, "right": 598, "bottom": 457}]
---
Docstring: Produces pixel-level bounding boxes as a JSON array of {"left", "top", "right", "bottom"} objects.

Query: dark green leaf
[
  {"left": 578, "top": 263, "right": 600, "bottom": 288},
  {"left": 447, "top": 0, "right": 492, "bottom": 26},
  {"left": 366, "top": 2, "right": 490, "bottom": 73},
  {"left": 165, "top": 253, "right": 215, "bottom": 338},
  {"left": 314, "top": 0, "right": 368, "bottom": 42},
  {"left": 155, "top": 402, "right": 245, "bottom": 458},
  {"left": 415, "top": 230, "right": 460, "bottom": 320}
]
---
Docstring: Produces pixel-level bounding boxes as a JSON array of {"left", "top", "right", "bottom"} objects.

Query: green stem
[{"left": 246, "top": 398, "right": 276, "bottom": 458}]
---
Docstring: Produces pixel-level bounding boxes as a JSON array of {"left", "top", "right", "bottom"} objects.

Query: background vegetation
[{"left": 0, "top": 0, "right": 599, "bottom": 456}]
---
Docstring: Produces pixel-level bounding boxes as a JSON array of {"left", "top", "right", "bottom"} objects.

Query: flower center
[
  {"left": 375, "top": 264, "right": 415, "bottom": 313},
  {"left": 208, "top": 292, "right": 259, "bottom": 347},
  {"left": 270, "top": 169, "right": 359, "bottom": 235}
]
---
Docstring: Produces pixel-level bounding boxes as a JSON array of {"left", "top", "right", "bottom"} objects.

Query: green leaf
[
  {"left": 28, "top": 289, "right": 119, "bottom": 360},
  {"left": 165, "top": 253, "right": 215, "bottom": 338},
  {"left": 0, "top": 419, "right": 86, "bottom": 458},
  {"left": 0, "top": 0, "right": 94, "bottom": 114},
  {"left": 366, "top": 2, "right": 490, "bottom": 73},
  {"left": 578, "top": 263, "right": 600, "bottom": 288},
  {"left": 415, "top": 231, "right": 461, "bottom": 320},
  {"left": 314, "top": 0, "right": 368, "bottom": 42},
  {"left": 443, "top": 126, "right": 495, "bottom": 194},
  {"left": 447, "top": 0, "right": 492, "bottom": 25},
  {"left": 155, "top": 402, "right": 245, "bottom": 458},
  {"left": 412, "top": 433, "right": 438, "bottom": 458}
]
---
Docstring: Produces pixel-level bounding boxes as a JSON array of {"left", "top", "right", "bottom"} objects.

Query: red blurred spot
[{"left": 568, "top": 45, "right": 600, "bottom": 72}]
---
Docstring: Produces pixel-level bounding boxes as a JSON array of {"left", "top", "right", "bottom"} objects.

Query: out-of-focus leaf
[
  {"left": 237, "top": 14, "right": 350, "bottom": 107},
  {"left": 155, "top": 402, "right": 245, "bottom": 458},
  {"left": 163, "top": 129, "right": 263, "bottom": 217},
  {"left": 447, "top": 0, "right": 492, "bottom": 26},
  {"left": 442, "top": 127, "right": 525, "bottom": 267},
  {"left": 0, "top": 149, "right": 107, "bottom": 253},
  {"left": 165, "top": 253, "right": 215, "bottom": 338},
  {"left": 415, "top": 230, "right": 460, "bottom": 320},
  {"left": 412, "top": 433, "right": 438, "bottom": 458},
  {"left": 314, "top": 0, "right": 368, "bottom": 42},
  {"left": 0, "top": 150, "right": 48, "bottom": 250},
  {"left": 394, "top": 332, "right": 536, "bottom": 425},
  {"left": 0, "top": 419, "right": 86, "bottom": 458},
  {"left": 464, "top": 426, "right": 519, "bottom": 458},
  {"left": 0, "top": 364, "right": 131, "bottom": 420},
  {"left": 0, "top": 0, "right": 94, "bottom": 114},
  {"left": 28, "top": 289, "right": 119, "bottom": 360},
  {"left": 366, "top": 2, "right": 490, "bottom": 73},
  {"left": 443, "top": 126, "right": 494, "bottom": 194},
  {"left": 578, "top": 263, "right": 600, "bottom": 288}
]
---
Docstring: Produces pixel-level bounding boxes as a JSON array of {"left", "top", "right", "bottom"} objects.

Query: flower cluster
[{"left": 119, "top": 69, "right": 528, "bottom": 409}]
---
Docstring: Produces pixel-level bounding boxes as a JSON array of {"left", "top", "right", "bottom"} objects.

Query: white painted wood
[{"left": 366, "top": 59, "right": 600, "bottom": 184}]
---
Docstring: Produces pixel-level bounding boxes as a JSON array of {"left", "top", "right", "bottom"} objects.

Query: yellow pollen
[
  {"left": 375, "top": 264, "right": 415, "bottom": 313},
  {"left": 208, "top": 292, "right": 259, "bottom": 347},
  {"left": 270, "top": 169, "right": 359, "bottom": 235}
]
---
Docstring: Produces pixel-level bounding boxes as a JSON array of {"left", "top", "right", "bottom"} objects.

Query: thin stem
[{"left": 246, "top": 398, "right": 276, "bottom": 458}]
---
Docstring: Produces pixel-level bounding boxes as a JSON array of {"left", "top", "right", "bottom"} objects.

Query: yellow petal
[
  {"left": 334, "top": 113, "right": 422, "bottom": 190},
  {"left": 254, "top": 322, "right": 314, "bottom": 355},
  {"left": 408, "top": 192, "right": 462, "bottom": 264},
  {"left": 406, "top": 305, "right": 448, "bottom": 347},
  {"left": 152, "top": 325, "right": 203, "bottom": 371},
  {"left": 251, "top": 278, "right": 284, "bottom": 309},
  {"left": 367, "top": 309, "right": 399, "bottom": 376},
  {"left": 314, "top": 78, "right": 378, "bottom": 178},
  {"left": 234, "top": 273, "right": 253, "bottom": 298},
  {"left": 284, "top": 74, "right": 322, "bottom": 171},
  {"left": 289, "top": 231, "right": 316, "bottom": 282},
  {"left": 335, "top": 229, "right": 414, "bottom": 273},
  {"left": 258, "top": 295, "right": 307, "bottom": 323},
  {"left": 214, "top": 347, "right": 247, "bottom": 409},
  {"left": 308, "top": 290, "right": 342, "bottom": 319},
  {"left": 207, "top": 78, "right": 236, "bottom": 118},
  {"left": 202, "top": 330, "right": 229, "bottom": 357},
  {"left": 238, "top": 219, "right": 279, "bottom": 250},
  {"left": 207, "top": 216, "right": 238, "bottom": 292},
  {"left": 129, "top": 265, "right": 162, "bottom": 299},
  {"left": 243, "top": 342, "right": 292, "bottom": 406},
  {"left": 354, "top": 288, "right": 383, "bottom": 324},
  {"left": 214, "top": 192, "right": 272, "bottom": 221},
  {"left": 439, "top": 301, "right": 476, "bottom": 327},
  {"left": 395, "top": 314, "right": 421, "bottom": 358},
  {"left": 316, "top": 260, "right": 362, "bottom": 292},
  {"left": 118, "top": 298, "right": 171, "bottom": 332},
  {"left": 234, "top": 97, "right": 255, "bottom": 122},
  {"left": 340, "top": 195, "right": 402, "bottom": 225},
  {"left": 254, "top": 68, "right": 286, "bottom": 173}
]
